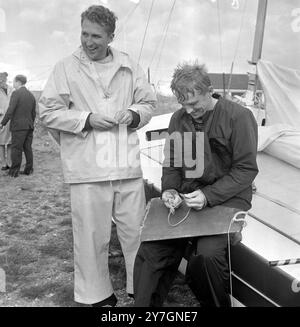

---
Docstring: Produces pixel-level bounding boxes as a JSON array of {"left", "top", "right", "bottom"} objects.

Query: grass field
[{"left": 0, "top": 98, "right": 198, "bottom": 307}]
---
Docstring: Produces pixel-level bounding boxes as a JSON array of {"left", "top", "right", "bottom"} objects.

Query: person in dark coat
[
  {"left": 133, "top": 63, "right": 258, "bottom": 307},
  {"left": 0, "top": 75, "right": 36, "bottom": 177}
]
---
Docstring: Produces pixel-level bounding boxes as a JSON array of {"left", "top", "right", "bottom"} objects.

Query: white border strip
[{"left": 232, "top": 272, "right": 280, "bottom": 307}]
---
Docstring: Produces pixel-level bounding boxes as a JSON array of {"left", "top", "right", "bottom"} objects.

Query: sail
[
  {"left": 256, "top": 60, "right": 300, "bottom": 169},
  {"left": 257, "top": 60, "right": 300, "bottom": 128}
]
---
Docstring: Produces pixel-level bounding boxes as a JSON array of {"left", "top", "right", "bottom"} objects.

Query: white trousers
[{"left": 70, "top": 178, "right": 145, "bottom": 304}]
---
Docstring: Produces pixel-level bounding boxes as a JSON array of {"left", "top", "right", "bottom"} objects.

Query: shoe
[
  {"left": 8, "top": 169, "right": 19, "bottom": 178},
  {"left": 92, "top": 294, "right": 117, "bottom": 307},
  {"left": 20, "top": 168, "right": 34, "bottom": 175},
  {"left": 1, "top": 165, "right": 10, "bottom": 171}
]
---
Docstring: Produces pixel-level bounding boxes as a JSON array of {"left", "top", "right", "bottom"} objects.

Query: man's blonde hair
[{"left": 171, "top": 62, "right": 212, "bottom": 102}]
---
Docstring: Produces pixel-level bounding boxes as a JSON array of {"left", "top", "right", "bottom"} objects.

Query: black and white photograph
[{"left": 0, "top": 0, "right": 299, "bottom": 314}]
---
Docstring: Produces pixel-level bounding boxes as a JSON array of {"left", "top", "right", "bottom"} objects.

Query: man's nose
[
  {"left": 85, "top": 37, "right": 94, "bottom": 47},
  {"left": 185, "top": 106, "right": 193, "bottom": 114}
]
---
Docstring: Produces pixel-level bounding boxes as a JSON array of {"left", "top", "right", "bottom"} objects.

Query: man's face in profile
[{"left": 81, "top": 19, "right": 113, "bottom": 61}]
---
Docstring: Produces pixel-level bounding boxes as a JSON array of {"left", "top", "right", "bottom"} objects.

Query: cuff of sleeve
[
  {"left": 199, "top": 188, "right": 211, "bottom": 207},
  {"left": 76, "top": 111, "right": 91, "bottom": 138},
  {"left": 82, "top": 113, "right": 93, "bottom": 131},
  {"left": 128, "top": 110, "right": 140, "bottom": 128}
]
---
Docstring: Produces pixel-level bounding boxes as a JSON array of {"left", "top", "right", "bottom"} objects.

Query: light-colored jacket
[
  {"left": 39, "top": 47, "right": 156, "bottom": 183},
  {"left": 0, "top": 85, "right": 13, "bottom": 115},
  {"left": 0, "top": 85, "right": 13, "bottom": 145}
]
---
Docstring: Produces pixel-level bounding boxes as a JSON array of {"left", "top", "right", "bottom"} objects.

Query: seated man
[{"left": 134, "top": 63, "right": 258, "bottom": 307}]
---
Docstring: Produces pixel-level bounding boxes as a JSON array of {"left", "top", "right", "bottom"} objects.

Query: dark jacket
[
  {"left": 162, "top": 98, "right": 259, "bottom": 211},
  {"left": 1, "top": 86, "right": 36, "bottom": 131}
]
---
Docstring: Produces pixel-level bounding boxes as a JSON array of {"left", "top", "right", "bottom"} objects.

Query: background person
[
  {"left": 0, "top": 74, "right": 36, "bottom": 177},
  {"left": 0, "top": 72, "right": 13, "bottom": 170}
]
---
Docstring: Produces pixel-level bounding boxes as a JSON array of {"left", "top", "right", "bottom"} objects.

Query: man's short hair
[
  {"left": 170, "top": 62, "right": 212, "bottom": 102},
  {"left": 0, "top": 72, "right": 8, "bottom": 78},
  {"left": 15, "top": 74, "right": 27, "bottom": 85},
  {"left": 81, "top": 5, "right": 117, "bottom": 35}
]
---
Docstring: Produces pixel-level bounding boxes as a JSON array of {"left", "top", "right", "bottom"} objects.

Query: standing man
[
  {"left": 134, "top": 63, "right": 258, "bottom": 307},
  {"left": 0, "top": 75, "right": 36, "bottom": 177},
  {"left": 39, "top": 5, "right": 156, "bottom": 306},
  {"left": 0, "top": 72, "right": 13, "bottom": 170}
]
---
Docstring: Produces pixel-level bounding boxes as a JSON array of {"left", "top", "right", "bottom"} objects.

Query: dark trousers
[
  {"left": 10, "top": 129, "right": 33, "bottom": 172},
  {"left": 133, "top": 234, "right": 230, "bottom": 307}
]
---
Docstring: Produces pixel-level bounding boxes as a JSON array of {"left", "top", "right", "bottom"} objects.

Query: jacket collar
[{"left": 72, "top": 46, "right": 134, "bottom": 71}]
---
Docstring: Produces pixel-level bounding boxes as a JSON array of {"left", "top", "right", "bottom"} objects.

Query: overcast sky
[{"left": 0, "top": 0, "right": 299, "bottom": 92}]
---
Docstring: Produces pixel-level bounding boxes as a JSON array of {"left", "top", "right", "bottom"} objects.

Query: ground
[{"left": 0, "top": 112, "right": 198, "bottom": 307}]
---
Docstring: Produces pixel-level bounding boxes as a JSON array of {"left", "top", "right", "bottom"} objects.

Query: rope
[
  {"left": 167, "top": 207, "right": 191, "bottom": 227},
  {"left": 227, "top": 0, "right": 248, "bottom": 94},
  {"left": 115, "top": 1, "right": 141, "bottom": 39},
  {"left": 137, "top": 0, "right": 156, "bottom": 67},
  {"left": 148, "top": 0, "right": 174, "bottom": 68},
  {"left": 152, "top": 0, "right": 177, "bottom": 83},
  {"left": 166, "top": 206, "right": 249, "bottom": 306},
  {"left": 27, "top": 66, "right": 53, "bottom": 83},
  {"left": 216, "top": 0, "right": 224, "bottom": 72},
  {"left": 227, "top": 211, "right": 248, "bottom": 307}
]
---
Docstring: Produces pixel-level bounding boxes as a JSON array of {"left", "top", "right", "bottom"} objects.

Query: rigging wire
[
  {"left": 27, "top": 66, "right": 53, "bottom": 83},
  {"left": 152, "top": 0, "right": 177, "bottom": 85},
  {"left": 227, "top": 211, "right": 248, "bottom": 307},
  {"left": 137, "top": 0, "right": 156, "bottom": 67},
  {"left": 227, "top": 0, "right": 248, "bottom": 94},
  {"left": 216, "top": 0, "right": 224, "bottom": 73},
  {"left": 149, "top": 0, "right": 177, "bottom": 68},
  {"left": 114, "top": 1, "right": 141, "bottom": 39},
  {"left": 148, "top": 12, "right": 169, "bottom": 70}
]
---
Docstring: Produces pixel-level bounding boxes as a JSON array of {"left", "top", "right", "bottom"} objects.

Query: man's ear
[
  {"left": 109, "top": 33, "right": 114, "bottom": 43},
  {"left": 208, "top": 86, "right": 214, "bottom": 94}
]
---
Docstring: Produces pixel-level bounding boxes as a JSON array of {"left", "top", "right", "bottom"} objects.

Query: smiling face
[
  {"left": 81, "top": 19, "right": 113, "bottom": 61},
  {"left": 179, "top": 88, "right": 214, "bottom": 119}
]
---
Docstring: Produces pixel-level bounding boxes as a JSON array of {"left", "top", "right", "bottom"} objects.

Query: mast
[
  {"left": 251, "top": 0, "right": 268, "bottom": 64},
  {"left": 246, "top": 0, "right": 268, "bottom": 103}
]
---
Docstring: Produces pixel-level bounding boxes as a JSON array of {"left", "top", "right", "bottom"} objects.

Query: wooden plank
[{"left": 140, "top": 198, "right": 243, "bottom": 242}]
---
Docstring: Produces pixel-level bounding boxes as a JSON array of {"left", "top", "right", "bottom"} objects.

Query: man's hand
[
  {"left": 162, "top": 189, "right": 182, "bottom": 213},
  {"left": 182, "top": 189, "right": 207, "bottom": 211},
  {"left": 114, "top": 110, "right": 133, "bottom": 125},
  {"left": 89, "top": 113, "right": 117, "bottom": 130}
]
